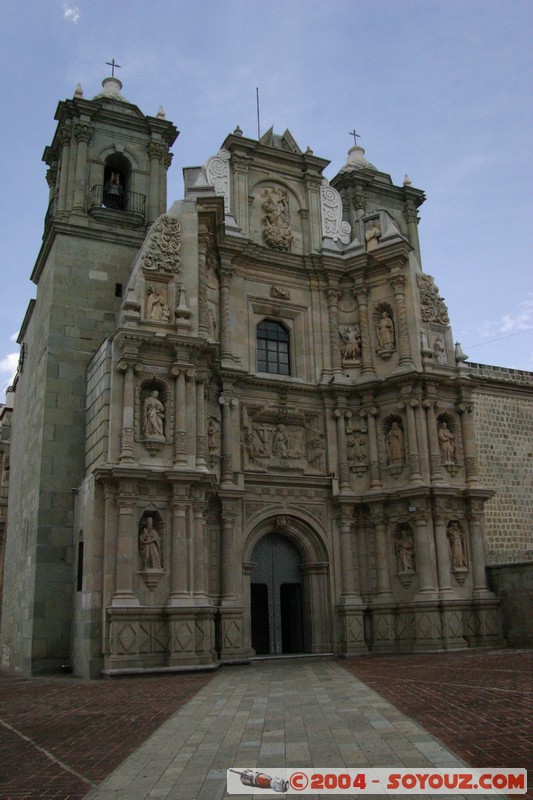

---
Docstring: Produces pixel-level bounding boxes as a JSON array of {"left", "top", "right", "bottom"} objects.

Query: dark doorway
[{"left": 250, "top": 533, "right": 305, "bottom": 655}]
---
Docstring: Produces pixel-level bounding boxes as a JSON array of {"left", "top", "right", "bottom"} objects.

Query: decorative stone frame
[{"left": 248, "top": 299, "right": 307, "bottom": 381}]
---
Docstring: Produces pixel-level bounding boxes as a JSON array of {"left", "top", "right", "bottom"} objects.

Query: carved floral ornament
[
  {"left": 141, "top": 215, "right": 181, "bottom": 274},
  {"left": 320, "top": 180, "right": 351, "bottom": 244},
  {"left": 417, "top": 273, "right": 449, "bottom": 325},
  {"left": 205, "top": 149, "right": 231, "bottom": 213}
]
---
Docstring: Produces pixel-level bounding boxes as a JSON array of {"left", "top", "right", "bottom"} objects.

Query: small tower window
[
  {"left": 103, "top": 153, "right": 131, "bottom": 210},
  {"left": 257, "top": 319, "right": 290, "bottom": 375}
]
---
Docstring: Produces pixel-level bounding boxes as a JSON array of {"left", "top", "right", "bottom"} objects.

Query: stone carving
[
  {"left": 141, "top": 215, "right": 181, "bottom": 274},
  {"left": 447, "top": 521, "right": 468, "bottom": 569},
  {"left": 347, "top": 435, "right": 366, "bottom": 464},
  {"left": 434, "top": 337, "right": 447, "bottom": 364},
  {"left": 276, "top": 515, "right": 291, "bottom": 532},
  {"left": 307, "top": 425, "right": 325, "bottom": 472},
  {"left": 395, "top": 527, "right": 416, "bottom": 573},
  {"left": 438, "top": 421, "right": 456, "bottom": 463},
  {"left": 139, "top": 516, "right": 162, "bottom": 570},
  {"left": 417, "top": 274, "right": 449, "bottom": 325},
  {"left": 272, "top": 424, "right": 290, "bottom": 459},
  {"left": 376, "top": 311, "right": 395, "bottom": 353},
  {"left": 207, "top": 418, "right": 220, "bottom": 454},
  {"left": 386, "top": 421, "right": 405, "bottom": 465},
  {"left": 146, "top": 285, "right": 170, "bottom": 321},
  {"left": 205, "top": 149, "right": 231, "bottom": 213},
  {"left": 261, "top": 187, "right": 293, "bottom": 251},
  {"left": 339, "top": 324, "right": 361, "bottom": 364},
  {"left": 364, "top": 219, "right": 381, "bottom": 252},
  {"left": 143, "top": 391, "right": 165, "bottom": 438},
  {"left": 320, "top": 180, "right": 351, "bottom": 244},
  {"left": 270, "top": 285, "right": 291, "bottom": 299}
]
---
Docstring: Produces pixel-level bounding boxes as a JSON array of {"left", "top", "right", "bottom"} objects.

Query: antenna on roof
[{"left": 256, "top": 87, "right": 261, "bottom": 140}]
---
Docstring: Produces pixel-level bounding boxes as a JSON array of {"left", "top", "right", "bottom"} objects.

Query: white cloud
[
  {"left": 63, "top": 3, "right": 80, "bottom": 24},
  {"left": 499, "top": 295, "right": 533, "bottom": 334},
  {"left": 0, "top": 352, "right": 19, "bottom": 380}
]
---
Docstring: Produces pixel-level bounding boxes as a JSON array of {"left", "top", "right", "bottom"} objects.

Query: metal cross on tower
[
  {"left": 105, "top": 59, "right": 122, "bottom": 77},
  {"left": 349, "top": 129, "right": 361, "bottom": 146}
]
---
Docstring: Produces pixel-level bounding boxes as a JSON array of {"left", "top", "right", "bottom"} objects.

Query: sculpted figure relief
[
  {"left": 347, "top": 435, "right": 366, "bottom": 463},
  {"left": 365, "top": 219, "right": 382, "bottom": 252},
  {"left": 395, "top": 529, "right": 416, "bottom": 573},
  {"left": 434, "top": 337, "right": 447, "bottom": 364},
  {"left": 376, "top": 311, "right": 395, "bottom": 351},
  {"left": 146, "top": 285, "right": 170, "bottom": 322},
  {"left": 272, "top": 423, "right": 290, "bottom": 459},
  {"left": 438, "top": 421, "right": 456, "bottom": 463},
  {"left": 261, "top": 187, "right": 293, "bottom": 251},
  {"left": 339, "top": 324, "right": 361, "bottom": 362},
  {"left": 447, "top": 522, "right": 467, "bottom": 568},
  {"left": 386, "top": 421, "right": 405, "bottom": 465},
  {"left": 139, "top": 516, "right": 162, "bottom": 570},
  {"left": 143, "top": 390, "right": 165, "bottom": 438}
]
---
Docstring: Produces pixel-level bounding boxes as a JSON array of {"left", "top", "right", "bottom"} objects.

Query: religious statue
[
  {"left": 395, "top": 529, "right": 416, "bottom": 573},
  {"left": 438, "top": 421, "right": 456, "bottom": 463},
  {"left": 272, "top": 423, "right": 290, "bottom": 459},
  {"left": 261, "top": 187, "right": 293, "bottom": 251},
  {"left": 364, "top": 219, "right": 381, "bottom": 252},
  {"left": 207, "top": 419, "right": 220, "bottom": 453},
  {"left": 434, "top": 337, "right": 447, "bottom": 364},
  {"left": 447, "top": 522, "right": 467, "bottom": 568},
  {"left": 139, "top": 516, "right": 162, "bottom": 570},
  {"left": 347, "top": 435, "right": 366, "bottom": 463},
  {"left": 143, "top": 390, "right": 165, "bottom": 438},
  {"left": 376, "top": 311, "right": 395, "bottom": 351},
  {"left": 339, "top": 324, "right": 361, "bottom": 362},
  {"left": 146, "top": 286, "right": 170, "bottom": 322},
  {"left": 386, "top": 421, "right": 404, "bottom": 465}
]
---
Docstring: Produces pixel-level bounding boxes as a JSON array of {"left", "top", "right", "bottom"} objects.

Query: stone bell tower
[{"left": 1, "top": 74, "right": 177, "bottom": 674}]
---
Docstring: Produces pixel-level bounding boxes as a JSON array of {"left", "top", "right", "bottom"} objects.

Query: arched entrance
[{"left": 250, "top": 532, "right": 305, "bottom": 655}]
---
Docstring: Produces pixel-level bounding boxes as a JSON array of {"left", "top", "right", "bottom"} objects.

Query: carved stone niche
[
  {"left": 374, "top": 302, "right": 396, "bottom": 360},
  {"left": 144, "top": 279, "right": 172, "bottom": 324},
  {"left": 259, "top": 185, "right": 293, "bottom": 251},
  {"left": 139, "top": 379, "right": 169, "bottom": 455},
  {"left": 437, "top": 412, "right": 461, "bottom": 477},
  {"left": 393, "top": 523, "right": 416, "bottom": 587},
  {"left": 383, "top": 414, "right": 406, "bottom": 477},
  {"left": 346, "top": 416, "right": 367, "bottom": 475},
  {"left": 447, "top": 519, "right": 468, "bottom": 584},
  {"left": 138, "top": 509, "right": 164, "bottom": 590},
  {"left": 207, "top": 416, "right": 220, "bottom": 468}
]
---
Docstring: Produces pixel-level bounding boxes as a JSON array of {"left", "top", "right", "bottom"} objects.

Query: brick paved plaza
[{"left": 0, "top": 649, "right": 530, "bottom": 799}]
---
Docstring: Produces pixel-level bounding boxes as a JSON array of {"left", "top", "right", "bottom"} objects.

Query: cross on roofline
[
  {"left": 349, "top": 129, "right": 361, "bottom": 146},
  {"left": 106, "top": 59, "right": 122, "bottom": 78}
]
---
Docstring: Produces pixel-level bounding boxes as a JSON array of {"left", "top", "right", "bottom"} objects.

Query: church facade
[{"left": 1, "top": 77, "right": 530, "bottom": 678}]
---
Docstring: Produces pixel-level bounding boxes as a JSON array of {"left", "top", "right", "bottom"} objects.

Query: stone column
[
  {"left": 458, "top": 402, "right": 479, "bottom": 485},
  {"left": 161, "top": 152, "right": 172, "bottom": 213},
  {"left": 326, "top": 282, "right": 343, "bottom": 376},
  {"left": 220, "top": 501, "right": 238, "bottom": 602},
  {"left": 365, "top": 407, "right": 381, "bottom": 488},
  {"left": 192, "top": 493, "right": 208, "bottom": 599},
  {"left": 424, "top": 399, "right": 443, "bottom": 482},
  {"left": 414, "top": 515, "right": 435, "bottom": 593},
  {"left": 219, "top": 395, "right": 234, "bottom": 485},
  {"left": 405, "top": 400, "right": 422, "bottom": 482},
  {"left": 338, "top": 508, "right": 357, "bottom": 598},
  {"left": 195, "top": 372, "right": 208, "bottom": 471},
  {"left": 197, "top": 234, "right": 210, "bottom": 337},
  {"left": 46, "top": 167, "right": 57, "bottom": 205},
  {"left": 168, "top": 491, "right": 189, "bottom": 602},
  {"left": 172, "top": 368, "right": 187, "bottom": 466},
  {"left": 334, "top": 408, "right": 350, "bottom": 491},
  {"left": 219, "top": 269, "right": 234, "bottom": 359},
  {"left": 118, "top": 361, "right": 135, "bottom": 462},
  {"left": 57, "top": 125, "right": 72, "bottom": 212},
  {"left": 414, "top": 399, "right": 430, "bottom": 479},
  {"left": 231, "top": 154, "right": 251, "bottom": 236},
  {"left": 390, "top": 270, "right": 413, "bottom": 366},
  {"left": 146, "top": 141, "right": 164, "bottom": 223},
  {"left": 112, "top": 493, "right": 139, "bottom": 606},
  {"left": 469, "top": 508, "right": 489, "bottom": 593},
  {"left": 355, "top": 287, "right": 375, "bottom": 375},
  {"left": 72, "top": 122, "right": 92, "bottom": 213},
  {"left": 434, "top": 512, "right": 453, "bottom": 593},
  {"left": 186, "top": 371, "right": 196, "bottom": 464},
  {"left": 373, "top": 510, "right": 392, "bottom": 596},
  {"left": 404, "top": 200, "right": 421, "bottom": 264}
]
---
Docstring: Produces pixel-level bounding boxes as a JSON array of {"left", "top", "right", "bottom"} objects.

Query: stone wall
[
  {"left": 469, "top": 363, "right": 533, "bottom": 565},
  {"left": 487, "top": 563, "right": 533, "bottom": 646},
  {"left": 85, "top": 340, "right": 112, "bottom": 472}
]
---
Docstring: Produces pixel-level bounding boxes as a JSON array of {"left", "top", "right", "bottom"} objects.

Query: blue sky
[{"left": 1, "top": 0, "right": 532, "bottom": 397}]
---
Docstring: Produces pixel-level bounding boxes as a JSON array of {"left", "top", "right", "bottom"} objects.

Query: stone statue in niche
[
  {"left": 339, "top": 324, "right": 361, "bottom": 363},
  {"left": 146, "top": 285, "right": 170, "bottom": 322},
  {"left": 386, "top": 421, "right": 405, "bottom": 465},
  {"left": 207, "top": 418, "right": 220, "bottom": 453},
  {"left": 447, "top": 521, "right": 467, "bottom": 568},
  {"left": 143, "top": 390, "right": 165, "bottom": 438},
  {"left": 272, "top": 423, "right": 290, "bottom": 459},
  {"left": 434, "top": 337, "right": 447, "bottom": 364},
  {"left": 376, "top": 311, "right": 395, "bottom": 352},
  {"left": 395, "top": 529, "right": 416, "bottom": 573},
  {"left": 438, "top": 421, "right": 456, "bottom": 463},
  {"left": 261, "top": 187, "right": 293, "bottom": 251},
  {"left": 139, "top": 516, "right": 162, "bottom": 570},
  {"left": 364, "top": 219, "right": 381, "bottom": 252}
]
